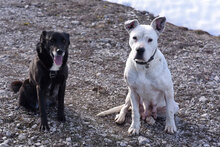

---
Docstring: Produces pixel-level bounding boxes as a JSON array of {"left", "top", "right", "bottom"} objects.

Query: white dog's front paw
[
  {"left": 128, "top": 125, "right": 140, "bottom": 135},
  {"left": 164, "top": 123, "right": 177, "bottom": 134},
  {"left": 115, "top": 114, "right": 125, "bottom": 124}
]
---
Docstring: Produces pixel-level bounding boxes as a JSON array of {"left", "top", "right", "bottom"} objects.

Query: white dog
[{"left": 97, "top": 17, "right": 179, "bottom": 135}]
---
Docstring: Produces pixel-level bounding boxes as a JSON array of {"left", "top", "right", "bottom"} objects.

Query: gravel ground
[{"left": 0, "top": 0, "right": 219, "bottom": 146}]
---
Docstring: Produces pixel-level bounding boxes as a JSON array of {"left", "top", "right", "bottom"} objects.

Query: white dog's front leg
[
  {"left": 115, "top": 92, "right": 131, "bottom": 124},
  {"left": 128, "top": 88, "right": 140, "bottom": 135},
  {"left": 164, "top": 88, "right": 177, "bottom": 133}
]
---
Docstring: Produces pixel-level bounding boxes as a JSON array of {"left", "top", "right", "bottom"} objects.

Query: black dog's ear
[
  {"left": 151, "top": 17, "right": 166, "bottom": 36},
  {"left": 37, "top": 31, "right": 47, "bottom": 54},
  {"left": 40, "top": 31, "right": 47, "bottom": 44},
  {"left": 124, "top": 19, "right": 139, "bottom": 33},
  {"left": 63, "top": 33, "right": 70, "bottom": 45}
]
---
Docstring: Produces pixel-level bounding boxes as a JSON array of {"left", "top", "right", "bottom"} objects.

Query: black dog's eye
[
  {"left": 63, "top": 39, "right": 66, "bottom": 43},
  {"left": 148, "top": 38, "right": 153, "bottom": 43},
  {"left": 133, "top": 36, "right": 137, "bottom": 41}
]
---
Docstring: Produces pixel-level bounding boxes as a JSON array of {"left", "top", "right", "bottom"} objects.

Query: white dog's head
[{"left": 125, "top": 17, "right": 166, "bottom": 65}]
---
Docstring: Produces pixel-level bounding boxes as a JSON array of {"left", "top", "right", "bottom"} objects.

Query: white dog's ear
[
  {"left": 151, "top": 17, "right": 166, "bottom": 35},
  {"left": 124, "top": 19, "right": 139, "bottom": 33}
]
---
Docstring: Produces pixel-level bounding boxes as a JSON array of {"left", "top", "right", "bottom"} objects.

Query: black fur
[{"left": 11, "top": 31, "right": 70, "bottom": 131}]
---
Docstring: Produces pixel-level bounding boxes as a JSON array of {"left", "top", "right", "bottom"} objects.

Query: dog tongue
[{"left": 54, "top": 55, "right": 63, "bottom": 65}]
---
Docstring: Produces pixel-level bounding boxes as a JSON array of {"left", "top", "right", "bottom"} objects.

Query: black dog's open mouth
[
  {"left": 134, "top": 59, "right": 147, "bottom": 65},
  {"left": 54, "top": 55, "right": 63, "bottom": 66}
]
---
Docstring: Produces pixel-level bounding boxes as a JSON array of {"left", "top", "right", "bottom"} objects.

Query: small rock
[
  {"left": 32, "top": 124, "right": 37, "bottom": 129},
  {"left": 71, "top": 21, "right": 80, "bottom": 25},
  {"left": 214, "top": 76, "right": 219, "bottom": 81},
  {"left": 6, "top": 131, "right": 12, "bottom": 137},
  {"left": 201, "top": 113, "right": 208, "bottom": 117},
  {"left": 18, "top": 133, "right": 26, "bottom": 140},
  {"left": 2, "top": 139, "right": 10, "bottom": 144},
  {"left": 203, "top": 144, "right": 210, "bottom": 147},
  {"left": 199, "top": 96, "right": 207, "bottom": 102},
  {"left": 0, "top": 142, "right": 9, "bottom": 147},
  {"left": 162, "top": 140, "right": 167, "bottom": 144},
  {"left": 119, "top": 141, "right": 127, "bottom": 147},
  {"left": 35, "top": 142, "right": 41, "bottom": 146},
  {"left": 66, "top": 137, "right": 71, "bottom": 142},
  {"left": 138, "top": 136, "right": 150, "bottom": 145},
  {"left": 51, "top": 127, "right": 56, "bottom": 132},
  {"left": 104, "top": 138, "right": 112, "bottom": 143}
]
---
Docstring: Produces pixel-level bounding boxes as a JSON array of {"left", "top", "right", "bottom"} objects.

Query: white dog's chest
[{"left": 129, "top": 70, "right": 166, "bottom": 107}]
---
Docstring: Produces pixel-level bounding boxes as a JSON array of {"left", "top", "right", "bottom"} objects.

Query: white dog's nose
[{"left": 136, "top": 48, "right": 145, "bottom": 54}]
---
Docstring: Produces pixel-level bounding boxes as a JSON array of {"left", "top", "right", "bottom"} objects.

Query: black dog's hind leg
[
  {"left": 17, "top": 79, "right": 38, "bottom": 112},
  {"left": 57, "top": 80, "right": 66, "bottom": 122},
  {"left": 36, "top": 85, "right": 49, "bottom": 131}
]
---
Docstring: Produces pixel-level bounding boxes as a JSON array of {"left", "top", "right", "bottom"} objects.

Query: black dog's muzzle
[{"left": 56, "top": 49, "right": 64, "bottom": 56}]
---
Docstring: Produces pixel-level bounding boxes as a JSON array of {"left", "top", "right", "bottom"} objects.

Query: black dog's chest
[{"left": 46, "top": 79, "right": 59, "bottom": 97}]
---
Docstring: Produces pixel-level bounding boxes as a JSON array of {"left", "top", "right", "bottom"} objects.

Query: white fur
[
  {"left": 50, "top": 63, "right": 61, "bottom": 71},
  {"left": 97, "top": 17, "right": 179, "bottom": 135}
]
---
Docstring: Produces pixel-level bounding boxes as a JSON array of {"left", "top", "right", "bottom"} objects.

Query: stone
[
  {"left": 138, "top": 136, "right": 150, "bottom": 145},
  {"left": 71, "top": 21, "right": 80, "bottom": 25},
  {"left": 18, "top": 133, "right": 26, "bottom": 140},
  {"left": 199, "top": 96, "right": 207, "bottom": 102},
  {"left": 104, "top": 138, "right": 112, "bottom": 143},
  {"left": 66, "top": 137, "right": 71, "bottom": 142},
  {"left": 214, "top": 76, "right": 219, "bottom": 81}
]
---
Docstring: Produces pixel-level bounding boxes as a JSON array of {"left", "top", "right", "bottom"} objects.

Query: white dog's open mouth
[{"left": 134, "top": 59, "right": 147, "bottom": 65}]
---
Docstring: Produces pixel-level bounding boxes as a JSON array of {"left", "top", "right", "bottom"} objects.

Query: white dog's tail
[{"left": 96, "top": 105, "right": 124, "bottom": 117}]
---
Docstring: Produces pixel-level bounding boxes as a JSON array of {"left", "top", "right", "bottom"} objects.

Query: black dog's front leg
[
  {"left": 57, "top": 80, "right": 66, "bottom": 122},
  {"left": 36, "top": 85, "right": 49, "bottom": 131}
]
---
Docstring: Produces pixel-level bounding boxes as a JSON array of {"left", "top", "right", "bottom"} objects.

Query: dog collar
[
  {"left": 145, "top": 48, "right": 157, "bottom": 68},
  {"left": 49, "top": 71, "right": 57, "bottom": 79}
]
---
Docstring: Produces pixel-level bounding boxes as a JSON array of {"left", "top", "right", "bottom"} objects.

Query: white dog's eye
[
  {"left": 148, "top": 38, "right": 153, "bottom": 43},
  {"left": 133, "top": 36, "right": 137, "bottom": 41}
]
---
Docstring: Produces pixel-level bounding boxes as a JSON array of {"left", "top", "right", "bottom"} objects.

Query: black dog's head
[{"left": 37, "top": 31, "right": 70, "bottom": 67}]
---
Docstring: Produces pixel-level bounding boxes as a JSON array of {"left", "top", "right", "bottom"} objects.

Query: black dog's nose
[
  {"left": 57, "top": 49, "right": 63, "bottom": 55},
  {"left": 136, "top": 48, "right": 145, "bottom": 54}
]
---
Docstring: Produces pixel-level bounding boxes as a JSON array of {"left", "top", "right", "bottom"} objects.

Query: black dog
[{"left": 11, "top": 31, "right": 70, "bottom": 131}]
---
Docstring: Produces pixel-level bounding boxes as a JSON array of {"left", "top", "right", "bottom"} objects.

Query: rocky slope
[{"left": 0, "top": 0, "right": 219, "bottom": 146}]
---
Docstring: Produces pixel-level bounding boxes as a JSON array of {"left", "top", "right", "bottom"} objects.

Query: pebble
[
  {"left": 104, "top": 138, "right": 112, "bottom": 143},
  {"left": 203, "top": 144, "right": 210, "bottom": 147},
  {"left": 138, "top": 136, "right": 150, "bottom": 145},
  {"left": 119, "top": 141, "right": 127, "bottom": 147},
  {"left": 5, "top": 131, "right": 12, "bottom": 137},
  {"left": 214, "top": 76, "right": 219, "bottom": 81},
  {"left": 18, "top": 133, "right": 26, "bottom": 140},
  {"left": 71, "top": 21, "right": 80, "bottom": 25},
  {"left": 35, "top": 142, "right": 41, "bottom": 146},
  {"left": 199, "top": 96, "right": 207, "bottom": 102},
  {"left": 66, "top": 137, "right": 71, "bottom": 142},
  {"left": 32, "top": 124, "right": 38, "bottom": 129},
  {"left": 0, "top": 142, "right": 9, "bottom": 147},
  {"left": 201, "top": 113, "right": 208, "bottom": 117}
]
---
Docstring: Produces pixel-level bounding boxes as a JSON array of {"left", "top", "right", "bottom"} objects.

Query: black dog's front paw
[
  {"left": 39, "top": 121, "right": 50, "bottom": 131},
  {"left": 57, "top": 113, "right": 66, "bottom": 122}
]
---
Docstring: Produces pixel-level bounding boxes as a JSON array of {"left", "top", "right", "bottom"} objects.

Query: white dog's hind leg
[
  {"left": 115, "top": 93, "right": 131, "bottom": 124},
  {"left": 164, "top": 88, "right": 177, "bottom": 134},
  {"left": 128, "top": 88, "right": 141, "bottom": 135}
]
